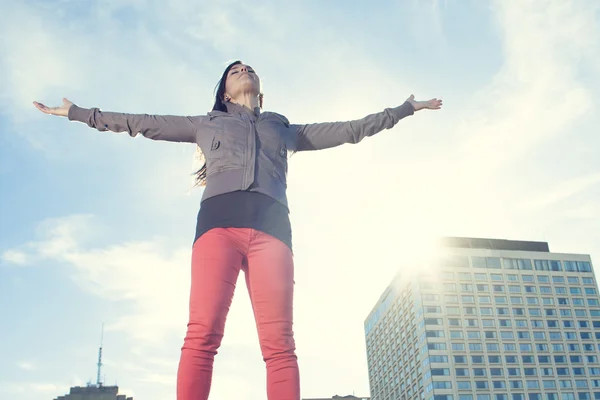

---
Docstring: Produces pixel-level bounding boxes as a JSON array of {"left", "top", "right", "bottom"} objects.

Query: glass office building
[{"left": 364, "top": 238, "right": 599, "bottom": 400}]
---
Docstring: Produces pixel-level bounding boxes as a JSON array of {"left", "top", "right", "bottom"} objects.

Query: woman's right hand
[{"left": 33, "top": 98, "right": 74, "bottom": 117}]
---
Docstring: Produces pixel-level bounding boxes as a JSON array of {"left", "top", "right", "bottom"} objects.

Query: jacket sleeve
[
  {"left": 291, "top": 101, "right": 415, "bottom": 151},
  {"left": 67, "top": 104, "right": 199, "bottom": 143}
]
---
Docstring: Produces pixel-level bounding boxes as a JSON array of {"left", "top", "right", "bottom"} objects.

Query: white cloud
[
  {"left": 184, "top": 10, "right": 239, "bottom": 52},
  {"left": 118, "top": 387, "right": 136, "bottom": 398},
  {"left": 0, "top": 381, "right": 61, "bottom": 394},
  {"left": 31, "top": 383, "right": 60, "bottom": 393},
  {"left": 70, "top": 375, "right": 85, "bottom": 388},
  {"left": 520, "top": 172, "right": 600, "bottom": 211},
  {"left": 2, "top": 250, "right": 28, "bottom": 265},
  {"left": 0, "top": 5, "right": 80, "bottom": 117},
  {"left": 562, "top": 203, "right": 600, "bottom": 220},
  {"left": 17, "top": 361, "right": 36, "bottom": 371},
  {"left": 452, "top": 0, "right": 600, "bottom": 174},
  {"left": 7, "top": 214, "right": 189, "bottom": 346},
  {"left": 134, "top": 372, "right": 173, "bottom": 386}
]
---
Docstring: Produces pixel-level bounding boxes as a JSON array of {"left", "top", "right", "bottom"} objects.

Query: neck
[{"left": 229, "top": 93, "right": 260, "bottom": 111}]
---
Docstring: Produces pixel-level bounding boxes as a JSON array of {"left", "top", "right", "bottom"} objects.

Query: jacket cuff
[
  {"left": 391, "top": 101, "right": 415, "bottom": 121},
  {"left": 67, "top": 104, "right": 90, "bottom": 122}
]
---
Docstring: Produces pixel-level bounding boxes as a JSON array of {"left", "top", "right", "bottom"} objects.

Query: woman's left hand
[{"left": 406, "top": 95, "right": 443, "bottom": 111}]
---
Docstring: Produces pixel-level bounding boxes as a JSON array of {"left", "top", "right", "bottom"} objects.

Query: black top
[{"left": 194, "top": 191, "right": 293, "bottom": 251}]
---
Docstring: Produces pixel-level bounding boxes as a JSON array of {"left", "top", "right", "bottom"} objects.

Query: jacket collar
[{"left": 225, "top": 101, "right": 261, "bottom": 118}]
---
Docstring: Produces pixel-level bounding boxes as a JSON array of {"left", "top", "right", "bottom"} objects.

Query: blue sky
[{"left": 1, "top": 0, "right": 599, "bottom": 399}]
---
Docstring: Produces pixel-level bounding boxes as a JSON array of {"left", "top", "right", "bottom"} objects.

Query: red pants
[{"left": 177, "top": 228, "right": 300, "bottom": 400}]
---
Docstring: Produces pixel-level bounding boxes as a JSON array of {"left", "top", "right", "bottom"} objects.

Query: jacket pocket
[{"left": 208, "top": 131, "right": 224, "bottom": 159}]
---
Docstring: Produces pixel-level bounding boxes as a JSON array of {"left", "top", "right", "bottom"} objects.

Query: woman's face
[{"left": 224, "top": 63, "right": 260, "bottom": 100}]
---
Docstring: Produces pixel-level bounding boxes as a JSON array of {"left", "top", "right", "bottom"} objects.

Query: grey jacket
[{"left": 68, "top": 101, "right": 415, "bottom": 208}]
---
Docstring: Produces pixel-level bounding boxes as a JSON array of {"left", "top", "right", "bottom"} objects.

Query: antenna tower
[{"left": 96, "top": 323, "right": 104, "bottom": 387}]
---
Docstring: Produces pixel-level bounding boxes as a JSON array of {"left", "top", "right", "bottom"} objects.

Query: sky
[{"left": 1, "top": 0, "right": 599, "bottom": 399}]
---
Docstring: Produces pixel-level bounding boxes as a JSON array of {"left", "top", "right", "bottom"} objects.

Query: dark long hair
[
  {"left": 212, "top": 60, "right": 242, "bottom": 112},
  {"left": 193, "top": 60, "right": 242, "bottom": 187}
]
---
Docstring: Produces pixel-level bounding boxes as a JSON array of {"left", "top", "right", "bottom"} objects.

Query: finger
[
  {"left": 33, "top": 102, "right": 50, "bottom": 113},
  {"left": 35, "top": 102, "right": 61, "bottom": 115}
]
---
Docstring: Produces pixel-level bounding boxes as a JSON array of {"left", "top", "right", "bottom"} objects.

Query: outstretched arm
[
  {"left": 33, "top": 98, "right": 198, "bottom": 143},
  {"left": 292, "top": 95, "right": 442, "bottom": 151}
]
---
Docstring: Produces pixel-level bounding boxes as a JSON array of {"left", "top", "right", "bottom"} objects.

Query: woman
[{"left": 33, "top": 60, "right": 442, "bottom": 400}]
